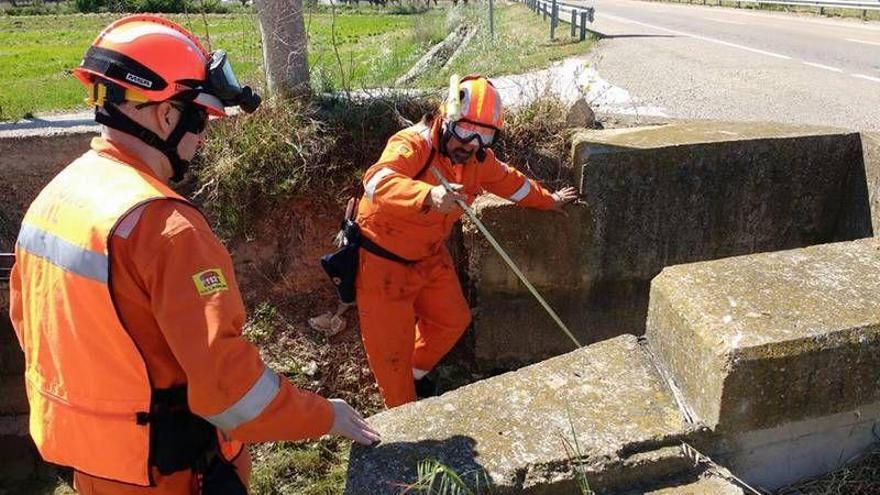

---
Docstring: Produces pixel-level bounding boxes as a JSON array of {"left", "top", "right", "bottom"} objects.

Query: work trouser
[
  {"left": 356, "top": 247, "right": 472, "bottom": 408},
  {"left": 73, "top": 449, "right": 250, "bottom": 494}
]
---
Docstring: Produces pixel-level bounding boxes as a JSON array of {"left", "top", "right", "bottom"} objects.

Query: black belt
[{"left": 360, "top": 235, "right": 416, "bottom": 265}]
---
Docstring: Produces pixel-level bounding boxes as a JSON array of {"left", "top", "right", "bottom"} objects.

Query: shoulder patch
[
  {"left": 395, "top": 142, "right": 413, "bottom": 157},
  {"left": 193, "top": 268, "right": 229, "bottom": 296}
]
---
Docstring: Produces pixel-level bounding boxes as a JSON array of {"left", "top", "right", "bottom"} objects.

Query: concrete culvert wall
[
  {"left": 465, "top": 121, "right": 879, "bottom": 370},
  {"left": 0, "top": 130, "right": 97, "bottom": 251},
  {"left": 348, "top": 237, "right": 880, "bottom": 493},
  {"left": 0, "top": 129, "right": 97, "bottom": 486}
]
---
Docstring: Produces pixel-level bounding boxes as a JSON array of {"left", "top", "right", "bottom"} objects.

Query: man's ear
[{"left": 154, "top": 101, "right": 177, "bottom": 137}]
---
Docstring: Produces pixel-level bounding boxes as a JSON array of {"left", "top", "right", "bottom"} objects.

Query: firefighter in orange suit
[
  {"left": 355, "top": 75, "right": 578, "bottom": 408},
  {"left": 8, "top": 15, "right": 378, "bottom": 495}
]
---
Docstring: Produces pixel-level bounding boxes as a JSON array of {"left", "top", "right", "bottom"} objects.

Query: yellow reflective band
[{"left": 85, "top": 83, "right": 150, "bottom": 108}]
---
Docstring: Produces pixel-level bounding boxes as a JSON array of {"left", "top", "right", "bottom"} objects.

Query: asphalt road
[{"left": 571, "top": 0, "right": 880, "bottom": 130}]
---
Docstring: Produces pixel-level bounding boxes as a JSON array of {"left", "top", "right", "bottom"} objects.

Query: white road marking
[
  {"left": 852, "top": 73, "right": 880, "bottom": 83},
  {"left": 601, "top": 13, "right": 792, "bottom": 59},
  {"left": 701, "top": 16, "right": 745, "bottom": 25},
  {"left": 658, "top": 2, "right": 880, "bottom": 32},
  {"left": 802, "top": 61, "right": 843, "bottom": 73},
  {"left": 844, "top": 38, "right": 880, "bottom": 47}
]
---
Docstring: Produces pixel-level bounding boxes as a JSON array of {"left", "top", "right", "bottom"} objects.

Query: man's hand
[
  {"left": 551, "top": 186, "right": 578, "bottom": 213},
  {"left": 426, "top": 183, "right": 466, "bottom": 214},
  {"left": 328, "top": 398, "right": 381, "bottom": 446}
]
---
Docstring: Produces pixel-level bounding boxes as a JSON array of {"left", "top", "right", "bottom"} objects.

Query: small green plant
[
  {"left": 561, "top": 409, "right": 594, "bottom": 495},
  {"left": 401, "top": 458, "right": 491, "bottom": 495},
  {"left": 250, "top": 439, "right": 350, "bottom": 495},
  {"left": 243, "top": 301, "right": 281, "bottom": 344},
  {"left": 74, "top": 0, "right": 105, "bottom": 13}
]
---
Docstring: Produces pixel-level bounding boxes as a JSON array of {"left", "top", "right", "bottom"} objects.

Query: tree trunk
[{"left": 254, "top": 0, "right": 310, "bottom": 99}]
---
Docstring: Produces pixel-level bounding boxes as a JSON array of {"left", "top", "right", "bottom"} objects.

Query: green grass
[
  {"left": 250, "top": 438, "right": 351, "bottom": 495},
  {"left": 418, "top": 2, "right": 591, "bottom": 87},
  {"left": 0, "top": 8, "right": 440, "bottom": 120},
  {"left": 0, "top": 12, "right": 267, "bottom": 120},
  {"left": 0, "top": 2, "right": 592, "bottom": 120}
]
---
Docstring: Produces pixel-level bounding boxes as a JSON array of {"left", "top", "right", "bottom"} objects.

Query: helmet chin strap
[{"left": 95, "top": 103, "right": 195, "bottom": 182}]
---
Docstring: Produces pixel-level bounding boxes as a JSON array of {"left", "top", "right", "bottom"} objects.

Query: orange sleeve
[
  {"left": 8, "top": 260, "right": 24, "bottom": 349},
  {"left": 362, "top": 132, "right": 434, "bottom": 215},
  {"left": 479, "top": 152, "right": 556, "bottom": 210},
  {"left": 133, "top": 202, "right": 334, "bottom": 442}
]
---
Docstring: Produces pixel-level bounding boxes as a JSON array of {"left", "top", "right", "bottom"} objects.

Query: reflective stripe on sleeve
[
  {"left": 508, "top": 179, "right": 531, "bottom": 202},
  {"left": 204, "top": 365, "right": 281, "bottom": 431},
  {"left": 364, "top": 167, "right": 396, "bottom": 201}
]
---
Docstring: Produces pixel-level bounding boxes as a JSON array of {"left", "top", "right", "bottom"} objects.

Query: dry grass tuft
[{"left": 776, "top": 445, "right": 880, "bottom": 495}]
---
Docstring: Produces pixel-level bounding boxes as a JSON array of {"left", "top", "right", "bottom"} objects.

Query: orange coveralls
[
  {"left": 355, "top": 118, "right": 556, "bottom": 407},
  {"left": 9, "top": 138, "right": 334, "bottom": 494}
]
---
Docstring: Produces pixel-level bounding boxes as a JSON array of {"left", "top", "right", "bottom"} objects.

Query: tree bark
[{"left": 254, "top": 0, "right": 310, "bottom": 99}]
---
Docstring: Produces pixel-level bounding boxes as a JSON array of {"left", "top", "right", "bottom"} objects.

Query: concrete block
[
  {"left": 0, "top": 132, "right": 95, "bottom": 251},
  {"left": 642, "top": 474, "right": 745, "bottom": 494},
  {"left": 467, "top": 122, "right": 874, "bottom": 370},
  {"left": 464, "top": 196, "right": 599, "bottom": 367},
  {"left": 0, "top": 415, "right": 35, "bottom": 484},
  {"left": 0, "top": 290, "right": 14, "bottom": 344},
  {"left": 574, "top": 122, "right": 870, "bottom": 284},
  {"left": 0, "top": 414, "right": 27, "bottom": 437},
  {"left": 858, "top": 131, "right": 880, "bottom": 234},
  {"left": 0, "top": 375, "right": 27, "bottom": 415},
  {"left": 0, "top": 341, "right": 24, "bottom": 377},
  {"left": 0, "top": 416, "right": 36, "bottom": 483},
  {"left": 346, "top": 335, "right": 703, "bottom": 494},
  {"left": 646, "top": 238, "right": 880, "bottom": 488}
]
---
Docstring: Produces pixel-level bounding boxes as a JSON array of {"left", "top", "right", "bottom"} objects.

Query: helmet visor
[{"left": 207, "top": 50, "right": 261, "bottom": 113}]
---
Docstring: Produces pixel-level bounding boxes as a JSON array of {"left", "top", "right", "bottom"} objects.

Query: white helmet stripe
[
  {"left": 104, "top": 24, "right": 206, "bottom": 63},
  {"left": 459, "top": 87, "right": 471, "bottom": 122}
]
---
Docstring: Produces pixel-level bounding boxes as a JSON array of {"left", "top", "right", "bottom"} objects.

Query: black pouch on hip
[{"left": 320, "top": 219, "right": 360, "bottom": 304}]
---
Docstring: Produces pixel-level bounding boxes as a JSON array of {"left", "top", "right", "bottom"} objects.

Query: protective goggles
[
  {"left": 205, "top": 50, "right": 261, "bottom": 114},
  {"left": 173, "top": 102, "right": 209, "bottom": 134},
  {"left": 449, "top": 119, "right": 499, "bottom": 147}
]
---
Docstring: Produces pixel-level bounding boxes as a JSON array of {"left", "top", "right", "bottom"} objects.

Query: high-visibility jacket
[
  {"left": 10, "top": 143, "right": 332, "bottom": 486},
  {"left": 356, "top": 117, "right": 557, "bottom": 261}
]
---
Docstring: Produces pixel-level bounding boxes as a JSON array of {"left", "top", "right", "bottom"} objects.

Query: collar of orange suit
[{"left": 90, "top": 136, "right": 162, "bottom": 182}]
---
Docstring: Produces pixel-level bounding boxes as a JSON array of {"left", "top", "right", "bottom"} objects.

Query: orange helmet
[
  {"left": 440, "top": 74, "right": 502, "bottom": 162},
  {"left": 74, "top": 15, "right": 260, "bottom": 182},
  {"left": 73, "top": 14, "right": 259, "bottom": 117},
  {"left": 441, "top": 74, "right": 503, "bottom": 130}
]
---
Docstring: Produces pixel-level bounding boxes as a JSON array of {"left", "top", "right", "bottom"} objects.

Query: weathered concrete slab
[
  {"left": 462, "top": 196, "right": 597, "bottom": 368},
  {"left": 641, "top": 474, "right": 744, "bottom": 494},
  {"left": 346, "top": 335, "right": 705, "bottom": 494},
  {"left": 0, "top": 131, "right": 96, "bottom": 251},
  {"left": 574, "top": 123, "right": 871, "bottom": 285},
  {"left": 465, "top": 122, "right": 874, "bottom": 369},
  {"left": 858, "top": 131, "right": 880, "bottom": 235},
  {"left": 646, "top": 237, "right": 880, "bottom": 488}
]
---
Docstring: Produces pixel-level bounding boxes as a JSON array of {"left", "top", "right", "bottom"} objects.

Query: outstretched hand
[
  {"left": 550, "top": 186, "right": 578, "bottom": 214},
  {"left": 328, "top": 398, "right": 381, "bottom": 446}
]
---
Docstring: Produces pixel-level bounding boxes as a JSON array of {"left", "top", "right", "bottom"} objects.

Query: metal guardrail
[
  {"left": 1, "top": 253, "right": 14, "bottom": 283},
  {"left": 664, "top": 0, "right": 880, "bottom": 12},
  {"left": 750, "top": 0, "right": 880, "bottom": 11},
  {"left": 521, "top": 0, "right": 596, "bottom": 40}
]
